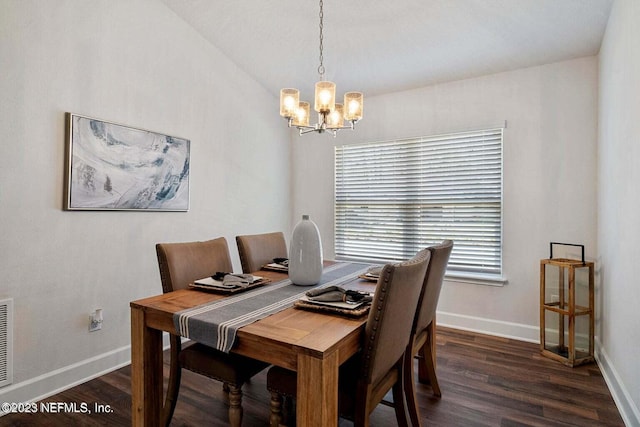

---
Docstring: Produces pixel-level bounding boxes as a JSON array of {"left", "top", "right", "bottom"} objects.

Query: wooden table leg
[
  {"left": 131, "top": 307, "right": 163, "bottom": 427},
  {"left": 296, "top": 351, "right": 339, "bottom": 427}
]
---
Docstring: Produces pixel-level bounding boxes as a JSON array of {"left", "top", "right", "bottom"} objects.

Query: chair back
[
  {"left": 414, "top": 240, "right": 453, "bottom": 334},
  {"left": 156, "top": 237, "right": 233, "bottom": 293},
  {"left": 361, "top": 249, "right": 431, "bottom": 386},
  {"left": 235, "top": 232, "right": 287, "bottom": 273}
]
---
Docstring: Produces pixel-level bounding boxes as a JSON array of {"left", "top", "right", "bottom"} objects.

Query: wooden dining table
[{"left": 129, "top": 266, "right": 376, "bottom": 427}]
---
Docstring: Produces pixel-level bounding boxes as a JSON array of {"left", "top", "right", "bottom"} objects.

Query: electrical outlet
[{"left": 89, "top": 309, "right": 103, "bottom": 332}]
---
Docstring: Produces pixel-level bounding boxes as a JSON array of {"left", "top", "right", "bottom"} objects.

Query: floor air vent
[{"left": 0, "top": 298, "right": 13, "bottom": 388}]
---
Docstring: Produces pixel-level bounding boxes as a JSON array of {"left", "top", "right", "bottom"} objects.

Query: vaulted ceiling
[{"left": 161, "top": 0, "right": 613, "bottom": 98}]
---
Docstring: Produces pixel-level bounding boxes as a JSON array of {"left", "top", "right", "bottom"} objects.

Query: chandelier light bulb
[
  {"left": 292, "top": 101, "right": 310, "bottom": 127},
  {"left": 348, "top": 100, "right": 359, "bottom": 114},
  {"left": 284, "top": 96, "right": 296, "bottom": 110},
  {"left": 344, "top": 92, "right": 363, "bottom": 121},
  {"left": 280, "top": 88, "right": 300, "bottom": 118},
  {"left": 314, "top": 81, "right": 336, "bottom": 113},
  {"left": 327, "top": 103, "right": 345, "bottom": 129},
  {"left": 320, "top": 91, "right": 331, "bottom": 105}
]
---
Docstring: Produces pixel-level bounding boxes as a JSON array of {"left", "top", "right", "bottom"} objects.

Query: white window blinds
[{"left": 335, "top": 128, "right": 503, "bottom": 276}]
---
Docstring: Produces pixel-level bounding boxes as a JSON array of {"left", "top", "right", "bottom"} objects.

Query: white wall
[
  {"left": 598, "top": 0, "right": 640, "bottom": 424},
  {"left": 0, "top": 0, "right": 290, "bottom": 403},
  {"left": 292, "top": 56, "right": 598, "bottom": 340}
]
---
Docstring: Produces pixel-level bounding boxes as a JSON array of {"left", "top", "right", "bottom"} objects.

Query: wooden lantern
[{"left": 540, "top": 243, "right": 594, "bottom": 367}]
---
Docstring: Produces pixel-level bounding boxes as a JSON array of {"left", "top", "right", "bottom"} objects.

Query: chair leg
[
  {"left": 223, "top": 382, "right": 230, "bottom": 404},
  {"left": 283, "top": 396, "right": 295, "bottom": 425},
  {"left": 269, "top": 391, "right": 284, "bottom": 427},
  {"left": 227, "top": 384, "right": 243, "bottom": 427},
  {"left": 418, "top": 326, "right": 441, "bottom": 397},
  {"left": 423, "top": 341, "right": 441, "bottom": 397},
  {"left": 353, "top": 407, "right": 371, "bottom": 427},
  {"left": 354, "top": 382, "right": 373, "bottom": 427},
  {"left": 391, "top": 369, "right": 410, "bottom": 427},
  {"left": 161, "top": 335, "right": 182, "bottom": 427},
  {"left": 404, "top": 350, "right": 422, "bottom": 427}
]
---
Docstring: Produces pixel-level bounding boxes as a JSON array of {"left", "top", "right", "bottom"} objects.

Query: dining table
[{"left": 129, "top": 262, "right": 378, "bottom": 427}]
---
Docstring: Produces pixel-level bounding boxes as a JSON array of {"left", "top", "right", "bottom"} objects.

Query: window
[{"left": 335, "top": 128, "right": 503, "bottom": 279}]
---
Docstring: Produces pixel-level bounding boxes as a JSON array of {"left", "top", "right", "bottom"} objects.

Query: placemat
[
  {"left": 188, "top": 277, "right": 271, "bottom": 294},
  {"left": 293, "top": 299, "right": 371, "bottom": 318}
]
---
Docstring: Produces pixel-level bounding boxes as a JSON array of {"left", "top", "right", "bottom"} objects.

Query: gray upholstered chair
[
  {"left": 404, "top": 239, "right": 453, "bottom": 426},
  {"left": 155, "top": 237, "right": 269, "bottom": 427},
  {"left": 266, "top": 249, "right": 431, "bottom": 427},
  {"left": 235, "top": 232, "right": 288, "bottom": 274}
]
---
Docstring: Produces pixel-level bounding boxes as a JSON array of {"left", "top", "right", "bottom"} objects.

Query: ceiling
[{"left": 161, "top": 0, "right": 613, "bottom": 99}]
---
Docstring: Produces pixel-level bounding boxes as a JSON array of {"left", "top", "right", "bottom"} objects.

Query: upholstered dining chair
[
  {"left": 266, "top": 249, "right": 431, "bottom": 427},
  {"left": 404, "top": 239, "right": 453, "bottom": 426},
  {"left": 155, "top": 237, "right": 269, "bottom": 427},
  {"left": 235, "top": 231, "right": 288, "bottom": 274}
]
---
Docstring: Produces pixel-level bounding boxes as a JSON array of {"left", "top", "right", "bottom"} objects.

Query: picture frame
[{"left": 64, "top": 113, "right": 190, "bottom": 211}]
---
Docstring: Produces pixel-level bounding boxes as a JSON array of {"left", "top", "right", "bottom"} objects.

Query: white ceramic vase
[{"left": 289, "top": 215, "right": 323, "bottom": 286}]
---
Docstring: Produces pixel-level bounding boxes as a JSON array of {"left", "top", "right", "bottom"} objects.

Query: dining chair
[
  {"left": 404, "top": 239, "right": 453, "bottom": 426},
  {"left": 155, "top": 237, "right": 269, "bottom": 427},
  {"left": 266, "top": 249, "right": 431, "bottom": 427},
  {"left": 235, "top": 231, "right": 288, "bottom": 274}
]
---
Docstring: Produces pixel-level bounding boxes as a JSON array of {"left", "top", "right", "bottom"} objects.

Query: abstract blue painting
[{"left": 65, "top": 114, "right": 190, "bottom": 211}]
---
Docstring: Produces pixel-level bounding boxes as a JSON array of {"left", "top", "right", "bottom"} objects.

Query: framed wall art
[{"left": 65, "top": 113, "right": 190, "bottom": 211}]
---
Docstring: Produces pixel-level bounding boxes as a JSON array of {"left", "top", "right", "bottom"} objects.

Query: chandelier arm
[
  {"left": 285, "top": 117, "right": 318, "bottom": 131},
  {"left": 326, "top": 122, "right": 357, "bottom": 131},
  {"left": 299, "top": 127, "right": 323, "bottom": 135},
  {"left": 294, "top": 124, "right": 317, "bottom": 131}
]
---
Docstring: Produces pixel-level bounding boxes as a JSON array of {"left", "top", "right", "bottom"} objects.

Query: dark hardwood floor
[{"left": 1, "top": 327, "right": 624, "bottom": 426}]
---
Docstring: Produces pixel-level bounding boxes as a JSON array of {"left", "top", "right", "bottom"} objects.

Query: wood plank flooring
[{"left": 1, "top": 327, "right": 624, "bottom": 426}]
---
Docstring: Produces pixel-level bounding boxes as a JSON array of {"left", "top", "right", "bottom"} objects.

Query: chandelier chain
[{"left": 317, "top": 0, "right": 325, "bottom": 79}]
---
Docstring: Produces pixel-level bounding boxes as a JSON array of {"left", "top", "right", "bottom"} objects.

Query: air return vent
[{"left": 0, "top": 298, "right": 13, "bottom": 388}]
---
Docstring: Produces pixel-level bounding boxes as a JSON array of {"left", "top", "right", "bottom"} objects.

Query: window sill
[{"left": 445, "top": 272, "right": 507, "bottom": 287}]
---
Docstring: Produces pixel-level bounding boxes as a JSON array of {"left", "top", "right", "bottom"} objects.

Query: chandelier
[{"left": 279, "top": 0, "right": 364, "bottom": 137}]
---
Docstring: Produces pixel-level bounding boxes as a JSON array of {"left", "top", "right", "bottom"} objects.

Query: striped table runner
[{"left": 174, "top": 262, "right": 370, "bottom": 353}]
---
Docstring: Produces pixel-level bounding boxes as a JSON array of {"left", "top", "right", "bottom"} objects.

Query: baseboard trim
[
  {"left": 0, "top": 334, "right": 170, "bottom": 417},
  {"left": 0, "top": 345, "right": 130, "bottom": 416},
  {"left": 595, "top": 338, "right": 640, "bottom": 427},
  {"left": 437, "top": 310, "right": 540, "bottom": 343}
]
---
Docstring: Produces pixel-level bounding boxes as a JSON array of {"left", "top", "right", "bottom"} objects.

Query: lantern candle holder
[{"left": 539, "top": 243, "right": 594, "bottom": 367}]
